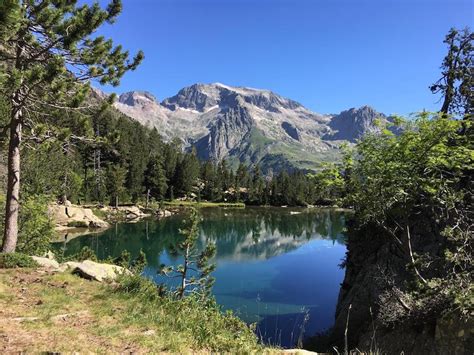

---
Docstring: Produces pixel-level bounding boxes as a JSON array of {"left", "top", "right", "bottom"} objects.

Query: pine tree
[
  {"left": 201, "top": 160, "right": 216, "bottom": 201},
  {"left": 0, "top": 0, "right": 143, "bottom": 252},
  {"left": 430, "top": 27, "right": 473, "bottom": 116},
  {"left": 144, "top": 155, "right": 168, "bottom": 203},
  {"left": 106, "top": 164, "right": 127, "bottom": 208},
  {"left": 160, "top": 208, "right": 216, "bottom": 299},
  {"left": 175, "top": 149, "right": 200, "bottom": 197}
]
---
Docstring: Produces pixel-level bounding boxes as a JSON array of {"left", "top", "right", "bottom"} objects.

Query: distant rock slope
[
  {"left": 324, "top": 105, "right": 387, "bottom": 141},
  {"left": 103, "top": 83, "right": 389, "bottom": 172}
]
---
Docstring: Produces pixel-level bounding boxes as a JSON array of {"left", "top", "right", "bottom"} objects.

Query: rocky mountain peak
[
  {"left": 324, "top": 105, "right": 387, "bottom": 142},
  {"left": 118, "top": 91, "right": 158, "bottom": 107},
  {"left": 161, "top": 83, "right": 305, "bottom": 113},
  {"left": 161, "top": 84, "right": 220, "bottom": 112}
]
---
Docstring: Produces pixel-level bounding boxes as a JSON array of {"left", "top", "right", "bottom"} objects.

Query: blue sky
[{"left": 93, "top": 0, "right": 473, "bottom": 115}]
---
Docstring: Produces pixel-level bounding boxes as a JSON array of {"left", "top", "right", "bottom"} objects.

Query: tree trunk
[
  {"left": 115, "top": 195, "right": 118, "bottom": 209},
  {"left": 2, "top": 111, "right": 22, "bottom": 253},
  {"left": 179, "top": 245, "right": 189, "bottom": 299}
]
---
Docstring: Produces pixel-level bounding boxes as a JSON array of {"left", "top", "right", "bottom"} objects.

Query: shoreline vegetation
[{"left": 50, "top": 200, "right": 347, "bottom": 241}]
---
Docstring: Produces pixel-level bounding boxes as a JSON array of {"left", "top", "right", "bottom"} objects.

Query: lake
[{"left": 53, "top": 207, "right": 347, "bottom": 348}]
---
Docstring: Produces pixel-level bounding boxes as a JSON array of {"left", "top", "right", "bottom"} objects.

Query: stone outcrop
[
  {"left": 281, "top": 121, "right": 301, "bottom": 141},
  {"left": 49, "top": 203, "right": 109, "bottom": 230},
  {"left": 31, "top": 256, "right": 60, "bottom": 269},
  {"left": 157, "top": 209, "right": 172, "bottom": 217},
  {"left": 323, "top": 106, "right": 384, "bottom": 142},
  {"left": 71, "top": 260, "right": 131, "bottom": 282},
  {"left": 33, "top": 256, "right": 130, "bottom": 282},
  {"left": 57, "top": 261, "right": 81, "bottom": 272}
]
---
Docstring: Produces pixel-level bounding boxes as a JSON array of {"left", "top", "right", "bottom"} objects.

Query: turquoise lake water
[{"left": 54, "top": 207, "right": 347, "bottom": 348}]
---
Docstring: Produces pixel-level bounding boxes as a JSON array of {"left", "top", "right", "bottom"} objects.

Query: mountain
[{"left": 109, "top": 83, "right": 388, "bottom": 172}]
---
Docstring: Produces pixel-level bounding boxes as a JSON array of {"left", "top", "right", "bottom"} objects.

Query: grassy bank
[{"left": 0, "top": 268, "right": 264, "bottom": 353}]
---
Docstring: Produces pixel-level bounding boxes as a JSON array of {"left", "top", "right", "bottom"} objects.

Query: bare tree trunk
[
  {"left": 179, "top": 245, "right": 189, "bottom": 299},
  {"left": 2, "top": 110, "right": 22, "bottom": 253}
]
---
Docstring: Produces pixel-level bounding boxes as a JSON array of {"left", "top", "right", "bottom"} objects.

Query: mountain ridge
[{"left": 98, "top": 83, "right": 389, "bottom": 172}]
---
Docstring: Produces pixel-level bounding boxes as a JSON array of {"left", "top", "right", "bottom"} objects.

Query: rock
[
  {"left": 57, "top": 261, "right": 81, "bottom": 272},
  {"left": 44, "top": 250, "right": 56, "bottom": 260},
  {"left": 48, "top": 203, "right": 109, "bottom": 230},
  {"left": 32, "top": 256, "right": 60, "bottom": 269},
  {"left": 124, "top": 207, "right": 141, "bottom": 216},
  {"left": 50, "top": 311, "right": 89, "bottom": 323},
  {"left": 143, "top": 329, "right": 156, "bottom": 336},
  {"left": 72, "top": 260, "right": 131, "bottom": 282},
  {"left": 157, "top": 209, "right": 172, "bottom": 217},
  {"left": 281, "top": 121, "right": 301, "bottom": 141}
]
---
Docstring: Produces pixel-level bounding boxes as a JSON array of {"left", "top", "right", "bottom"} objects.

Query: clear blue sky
[{"left": 93, "top": 0, "right": 473, "bottom": 115}]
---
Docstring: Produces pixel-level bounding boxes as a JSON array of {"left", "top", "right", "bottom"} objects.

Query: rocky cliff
[{"left": 313, "top": 220, "right": 474, "bottom": 354}]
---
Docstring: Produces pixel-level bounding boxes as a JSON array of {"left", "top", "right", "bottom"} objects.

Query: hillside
[{"left": 107, "top": 83, "right": 389, "bottom": 172}]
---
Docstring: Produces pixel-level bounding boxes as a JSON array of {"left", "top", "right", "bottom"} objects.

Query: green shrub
[
  {"left": 116, "top": 273, "right": 162, "bottom": 300},
  {"left": 91, "top": 208, "right": 107, "bottom": 220},
  {"left": 70, "top": 246, "right": 98, "bottom": 262},
  {"left": 113, "top": 249, "right": 131, "bottom": 268},
  {"left": 345, "top": 113, "right": 473, "bottom": 322},
  {"left": 0, "top": 194, "right": 54, "bottom": 255},
  {"left": 112, "top": 273, "right": 261, "bottom": 352},
  {"left": 0, "top": 252, "right": 38, "bottom": 268},
  {"left": 17, "top": 195, "right": 54, "bottom": 255},
  {"left": 130, "top": 249, "right": 147, "bottom": 274},
  {"left": 66, "top": 220, "right": 89, "bottom": 228}
]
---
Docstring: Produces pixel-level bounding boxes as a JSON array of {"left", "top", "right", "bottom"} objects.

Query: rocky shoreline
[{"left": 49, "top": 202, "right": 179, "bottom": 242}]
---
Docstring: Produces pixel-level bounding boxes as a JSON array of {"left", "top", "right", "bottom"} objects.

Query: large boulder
[
  {"left": 31, "top": 256, "right": 60, "bottom": 269},
  {"left": 117, "top": 206, "right": 150, "bottom": 220},
  {"left": 48, "top": 203, "right": 109, "bottom": 229},
  {"left": 57, "top": 261, "right": 81, "bottom": 272},
  {"left": 71, "top": 260, "right": 131, "bottom": 282},
  {"left": 157, "top": 209, "right": 172, "bottom": 217}
]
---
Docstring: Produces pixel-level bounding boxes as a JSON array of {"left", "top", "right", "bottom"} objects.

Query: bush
[
  {"left": 17, "top": 195, "right": 55, "bottom": 255},
  {"left": 130, "top": 249, "right": 147, "bottom": 274},
  {"left": 115, "top": 273, "right": 162, "bottom": 300},
  {"left": 345, "top": 113, "right": 473, "bottom": 323},
  {"left": 0, "top": 194, "right": 54, "bottom": 255},
  {"left": 112, "top": 273, "right": 261, "bottom": 352},
  {"left": 0, "top": 252, "right": 38, "bottom": 268},
  {"left": 113, "top": 249, "right": 131, "bottom": 268},
  {"left": 65, "top": 246, "right": 98, "bottom": 262},
  {"left": 66, "top": 220, "right": 89, "bottom": 228}
]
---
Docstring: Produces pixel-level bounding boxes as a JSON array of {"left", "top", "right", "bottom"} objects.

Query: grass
[
  {"left": 226, "top": 127, "right": 342, "bottom": 172},
  {"left": 163, "top": 200, "right": 245, "bottom": 208},
  {"left": 66, "top": 220, "right": 89, "bottom": 228},
  {"left": 90, "top": 207, "right": 108, "bottom": 220},
  {"left": 0, "top": 253, "right": 38, "bottom": 268},
  {"left": 0, "top": 268, "right": 265, "bottom": 353}
]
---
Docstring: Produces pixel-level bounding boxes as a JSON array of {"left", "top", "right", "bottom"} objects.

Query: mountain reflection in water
[{"left": 54, "top": 207, "right": 347, "bottom": 348}]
